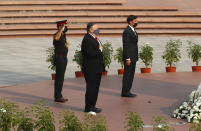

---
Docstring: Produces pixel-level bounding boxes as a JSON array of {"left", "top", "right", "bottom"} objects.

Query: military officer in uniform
[{"left": 53, "top": 20, "right": 69, "bottom": 103}]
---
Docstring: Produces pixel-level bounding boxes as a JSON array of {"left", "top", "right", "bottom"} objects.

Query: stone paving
[{"left": 0, "top": 36, "right": 201, "bottom": 87}]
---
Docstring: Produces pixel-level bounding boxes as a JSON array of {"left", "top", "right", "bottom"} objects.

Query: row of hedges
[{"left": 0, "top": 99, "right": 201, "bottom": 131}]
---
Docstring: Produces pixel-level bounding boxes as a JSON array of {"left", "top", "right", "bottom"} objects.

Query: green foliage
[
  {"left": 139, "top": 44, "right": 154, "bottom": 68},
  {"left": 16, "top": 107, "right": 34, "bottom": 131},
  {"left": 125, "top": 112, "right": 143, "bottom": 131},
  {"left": 73, "top": 45, "right": 83, "bottom": 70},
  {"left": 83, "top": 114, "right": 108, "bottom": 131},
  {"left": 46, "top": 47, "right": 56, "bottom": 72},
  {"left": 103, "top": 41, "right": 114, "bottom": 69},
  {"left": 162, "top": 40, "right": 182, "bottom": 67},
  {"left": 187, "top": 40, "right": 201, "bottom": 66},
  {"left": 31, "top": 101, "right": 55, "bottom": 131},
  {"left": 152, "top": 116, "right": 174, "bottom": 131},
  {"left": 189, "top": 122, "right": 201, "bottom": 131},
  {"left": 114, "top": 47, "right": 124, "bottom": 68},
  {"left": 0, "top": 99, "right": 19, "bottom": 131},
  {"left": 59, "top": 110, "right": 83, "bottom": 131}
]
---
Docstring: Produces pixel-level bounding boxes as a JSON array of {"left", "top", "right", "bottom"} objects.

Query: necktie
[
  {"left": 133, "top": 30, "right": 137, "bottom": 36},
  {"left": 95, "top": 37, "right": 98, "bottom": 41}
]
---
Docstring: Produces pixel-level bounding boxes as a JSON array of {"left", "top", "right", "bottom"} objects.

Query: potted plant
[
  {"left": 102, "top": 41, "right": 113, "bottom": 76},
  {"left": 162, "top": 39, "right": 182, "bottom": 72},
  {"left": 139, "top": 44, "right": 153, "bottom": 73},
  {"left": 114, "top": 47, "right": 124, "bottom": 75},
  {"left": 73, "top": 45, "right": 84, "bottom": 78},
  {"left": 46, "top": 47, "right": 56, "bottom": 80},
  {"left": 187, "top": 40, "right": 201, "bottom": 72}
]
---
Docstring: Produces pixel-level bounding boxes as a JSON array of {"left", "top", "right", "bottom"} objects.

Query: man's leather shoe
[
  {"left": 84, "top": 107, "right": 102, "bottom": 113},
  {"left": 93, "top": 107, "right": 102, "bottom": 113},
  {"left": 55, "top": 98, "right": 68, "bottom": 103},
  {"left": 121, "top": 93, "right": 137, "bottom": 97}
]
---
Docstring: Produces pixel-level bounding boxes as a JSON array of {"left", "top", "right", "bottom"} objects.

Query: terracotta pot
[
  {"left": 51, "top": 73, "right": 56, "bottom": 80},
  {"left": 75, "top": 71, "right": 84, "bottom": 78},
  {"left": 192, "top": 66, "right": 201, "bottom": 72},
  {"left": 102, "top": 71, "right": 108, "bottom": 76},
  {"left": 140, "top": 68, "right": 151, "bottom": 73},
  {"left": 118, "top": 69, "right": 124, "bottom": 75},
  {"left": 166, "top": 67, "right": 176, "bottom": 72}
]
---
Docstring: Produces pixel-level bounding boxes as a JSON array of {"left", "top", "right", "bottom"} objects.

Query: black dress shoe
[
  {"left": 93, "top": 107, "right": 102, "bottom": 113},
  {"left": 55, "top": 98, "right": 68, "bottom": 103},
  {"left": 84, "top": 107, "right": 102, "bottom": 113},
  {"left": 121, "top": 93, "right": 137, "bottom": 97}
]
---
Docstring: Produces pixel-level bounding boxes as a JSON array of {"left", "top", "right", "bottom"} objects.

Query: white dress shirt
[{"left": 89, "top": 33, "right": 103, "bottom": 52}]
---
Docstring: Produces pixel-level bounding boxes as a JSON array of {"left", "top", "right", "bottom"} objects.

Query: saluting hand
[{"left": 60, "top": 24, "right": 65, "bottom": 32}]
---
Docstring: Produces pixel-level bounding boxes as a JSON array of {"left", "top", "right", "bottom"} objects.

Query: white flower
[
  {"left": 157, "top": 124, "right": 163, "bottom": 128},
  {"left": 179, "top": 106, "right": 183, "bottom": 109},
  {"left": 193, "top": 106, "right": 199, "bottom": 111},
  {"left": 0, "top": 108, "right": 6, "bottom": 113},
  {"left": 183, "top": 102, "right": 188, "bottom": 107},
  {"left": 187, "top": 116, "right": 191, "bottom": 122},
  {"left": 182, "top": 110, "right": 188, "bottom": 114},
  {"left": 174, "top": 109, "right": 179, "bottom": 114}
]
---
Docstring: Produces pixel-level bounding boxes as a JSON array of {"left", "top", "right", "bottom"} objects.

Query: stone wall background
[{"left": 0, "top": 36, "right": 201, "bottom": 86}]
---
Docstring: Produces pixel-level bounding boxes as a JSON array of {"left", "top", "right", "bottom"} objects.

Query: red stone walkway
[{"left": 0, "top": 72, "right": 201, "bottom": 131}]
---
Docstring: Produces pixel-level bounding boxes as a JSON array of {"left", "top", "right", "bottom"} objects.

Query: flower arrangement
[{"left": 173, "top": 83, "right": 201, "bottom": 123}]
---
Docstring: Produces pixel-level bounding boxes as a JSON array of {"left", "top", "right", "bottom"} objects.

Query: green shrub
[
  {"left": 189, "top": 122, "right": 201, "bottom": 131},
  {"left": 0, "top": 99, "right": 19, "bottom": 131},
  {"left": 125, "top": 112, "right": 143, "bottom": 131},
  {"left": 83, "top": 114, "right": 108, "bottom": 131},
  {"left": 152, "top": 116, "right": 174, "bottom": 131},
  {"left": 59, "top": 110, "right": 83, "bottom": 131},
  {"left": 103, "top": 41, "right": 113, "bottom": 70},
  {"left": 31, "top": 101, "right": 55, "bottom": 131},
  {"left": 16, "top": 107, "right": 34, "bottom": 131},
  {"left": 114, "top": 47, "right": 124, "bottom": 68},
  {"left": 46, "top": 47, "right": 56, "bottom": 72},
  {"left": 162, "top": 40, "right": 182, "bottom": 67},
  {"left": 139, "top": 44, "right": 154, "bottom": 68},
  {"left": 73, "top": 45, "right": 83, "bottom": 70},
  {"left": 187, "top": 40, "right": 201, "bottom": 66}
]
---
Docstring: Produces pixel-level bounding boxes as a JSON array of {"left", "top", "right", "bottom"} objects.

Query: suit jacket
[
  {"left": 122, "top": 25, "right": 139, "bottom": 62},
  {"left": 81, "top": 33, "right": 105, "bottom": 74}
]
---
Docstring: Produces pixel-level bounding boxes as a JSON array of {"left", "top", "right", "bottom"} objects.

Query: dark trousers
[
  {"left": 54, "top": 57, "right": 67, "bottom": 99},
  {"left": 122, "top": 61, "right": 136, "bottom": 95},
  {"left": 84, "top": 72, "right": 102, "bottom": 110}
]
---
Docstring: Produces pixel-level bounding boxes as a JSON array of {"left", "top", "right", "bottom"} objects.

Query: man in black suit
[
  {"left": 81, "top": 22, "right": 105, "bottom": 114},
  {"left": 122, "top": 15, "right": 139, "bottom": 97}
]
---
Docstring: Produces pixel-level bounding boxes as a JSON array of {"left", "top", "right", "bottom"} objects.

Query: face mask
[
  {"left": 133, "top": 23, "right": 138, "bottom": 28},
  {"left": 94, "top": 29, "right": 100, "bottom": 35},
  {"left": 63, "top": 26, "right": 68, "bottom": 33}
]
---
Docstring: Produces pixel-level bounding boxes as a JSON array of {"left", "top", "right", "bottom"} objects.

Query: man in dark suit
[
  {"left": 122, "top": 15, "right": 139, "bottom": 97},
  {"left": 81, "top": 22, "right": 105, "bottom": 114}
]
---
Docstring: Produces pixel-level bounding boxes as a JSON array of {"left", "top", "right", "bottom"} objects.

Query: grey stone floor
[{"left": 0, "top": 36, "right": 201, "bottom": 87}]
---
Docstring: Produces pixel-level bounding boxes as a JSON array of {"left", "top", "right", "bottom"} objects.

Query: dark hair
[
  {"left": 87, "top": 22, "right": 96, "bottom": 32},
  {"left": 127, "top": 15, "right": 138, "bottom": 24}
]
